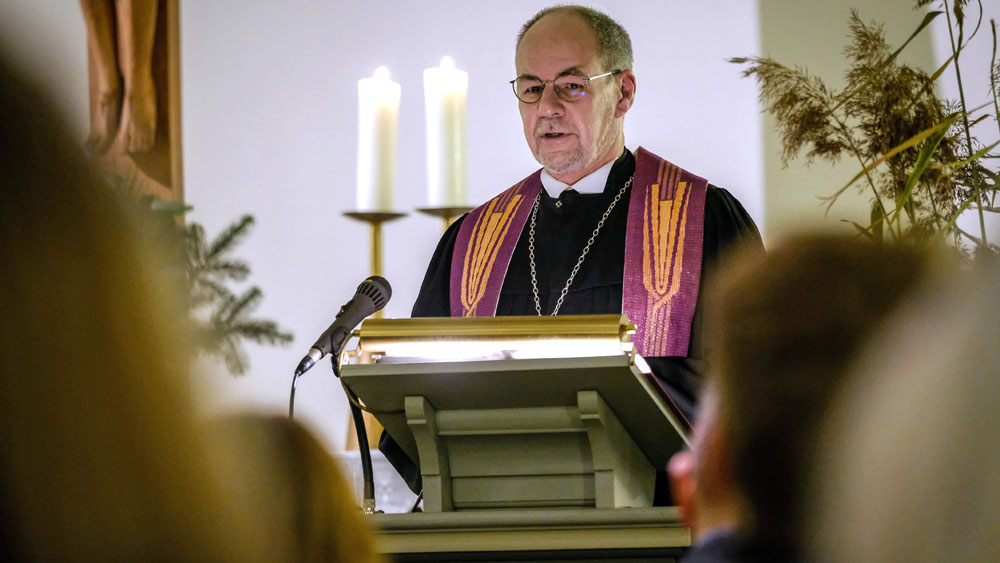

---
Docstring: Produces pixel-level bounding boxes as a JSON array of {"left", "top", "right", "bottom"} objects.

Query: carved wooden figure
[{"left": 80, "top": 0, "right": 182, "bottom": 202}]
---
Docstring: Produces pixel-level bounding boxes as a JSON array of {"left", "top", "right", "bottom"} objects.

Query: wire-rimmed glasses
[{"left": 510, "top": 70, "right": 621, "bottom": 103}]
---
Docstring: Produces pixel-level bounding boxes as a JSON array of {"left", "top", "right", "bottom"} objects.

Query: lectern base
[
  {"left": 408, "top": 389, "right": 655, "bottom": 512},
  {"left": 373, "top": 506, "right": 690, "bottom": 562}
]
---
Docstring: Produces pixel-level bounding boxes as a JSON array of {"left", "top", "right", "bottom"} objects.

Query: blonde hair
[
  {"left": 0, "top": 57, "right": 268, "bottom": 561},
  {"left": 212, "top": 415, "right": 385, "bottom": 563}
]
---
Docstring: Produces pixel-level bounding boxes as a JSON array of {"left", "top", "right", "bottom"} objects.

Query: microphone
[{"left": 294, "top": 276, "right": 391, "bottom": 377}]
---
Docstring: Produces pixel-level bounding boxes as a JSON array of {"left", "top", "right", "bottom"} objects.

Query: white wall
[{"left": 0, "top": 0, "right": 89, "bottom": 138}]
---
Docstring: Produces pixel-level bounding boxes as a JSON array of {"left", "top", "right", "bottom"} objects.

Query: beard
[
  {"left": 531, "top": 101, "right": 620, "bottom": 176},
  {"left": 532, "top": 126, "right": 587, "bottom": 174}
]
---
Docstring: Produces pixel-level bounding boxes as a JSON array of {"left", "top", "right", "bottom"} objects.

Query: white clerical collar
[{"left": 540, "top": 149, "right": 624, "bottom": 198}]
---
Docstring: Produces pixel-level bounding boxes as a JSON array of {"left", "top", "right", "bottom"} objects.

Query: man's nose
[{"left": 536, "top": 84, "right": 565, "bottom": 117}]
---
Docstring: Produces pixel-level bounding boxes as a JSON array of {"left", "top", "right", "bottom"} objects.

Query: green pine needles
[
  {"left": 732, "top": 0, "right": 999, "bottom": 255},
  {"left": 150, "top": 198, "right": 293, "bottom": 375}
]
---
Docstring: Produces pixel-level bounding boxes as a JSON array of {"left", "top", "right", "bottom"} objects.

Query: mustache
[{"left": 534, "top": 119, "right": 577, "bottom": 136}]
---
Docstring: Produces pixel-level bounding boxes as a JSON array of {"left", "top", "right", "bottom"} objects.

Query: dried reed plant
[{"left": 733, "top": 0, "right": 999, "bottom": 255}]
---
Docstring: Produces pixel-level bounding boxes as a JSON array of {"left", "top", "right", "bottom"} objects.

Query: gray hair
[{"left": 516, "top": 5, "right": 634, "bottom": 71}]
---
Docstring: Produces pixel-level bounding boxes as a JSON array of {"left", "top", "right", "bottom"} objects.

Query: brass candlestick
[
  {"left": 343, "top": 211, "right": 407, "bottom": 318},
  {"left": 342, "top": 210, "right": 406, "bottom": 450},
  {"left": 417, "top": 205, "right": 474, "bottom": 231}
]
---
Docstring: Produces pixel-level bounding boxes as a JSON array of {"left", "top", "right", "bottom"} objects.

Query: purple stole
[{"left": 450, "top": 147, "right": 707, "bottom": 357}]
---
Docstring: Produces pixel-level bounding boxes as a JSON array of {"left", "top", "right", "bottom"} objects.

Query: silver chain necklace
[{"left": 528, "top": 174, "right": 634, "bottom": 316}]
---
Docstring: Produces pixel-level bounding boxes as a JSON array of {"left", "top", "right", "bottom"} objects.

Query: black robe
[{"left": 382, "top": 148, "right": 763, "bottom": 494}]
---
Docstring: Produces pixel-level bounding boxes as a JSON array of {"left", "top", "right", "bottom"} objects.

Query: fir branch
[
  {"left": 196, "top": 285, "right": 293, "bottom": 376},
  {"left": 222, "top": 287, "right": 263, "bottom": 325},
  {"left": 140, "top": 199, "right": 295, "bottom": 376},
  {"left": 148, "top": 197, "right": 193, "bottom": 217},
  {"left": 185, "top": 223, "right": 206, "bottom": 266},
  {"left": 208, "top": 214, "right": 254, "bottom": 259},
  {"left": 211, "top": 259, "right": 251, "bottom": 282},
  {"left": 220, "top": 335, "right": 249, "bottom": 376},
  {"left": 231, "top": 319, "right": 294, "bottom": 346},
  {"left": 191, "top": 277, "right": 232, "bottom": 306}
]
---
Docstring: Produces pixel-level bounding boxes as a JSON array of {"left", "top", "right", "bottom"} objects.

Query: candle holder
[
  {"left": 343, "top": 211, "right": 408, "bottom": 314},
  {"left": 417, "top": 206, "right": 475, "bottom": 231},
  {"left": 342, "top": 210, "right": 406, "bottom": 452}
]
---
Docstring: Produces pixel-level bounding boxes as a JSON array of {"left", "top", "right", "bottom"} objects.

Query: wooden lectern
[{"left": 340, "top": 315, "right": 692, "bottom": 561}]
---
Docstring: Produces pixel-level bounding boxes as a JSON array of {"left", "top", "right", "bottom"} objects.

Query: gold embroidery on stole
[
  {"left": 640, "top": 160, "right": 691, "bottom": 355},
  {"left": 460, "top": 186, "right": 525, "bottom": 316}
]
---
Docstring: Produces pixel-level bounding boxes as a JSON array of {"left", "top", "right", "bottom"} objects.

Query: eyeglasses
[{"left": 510, "top": 70, "right": 621, "bottom": 103}]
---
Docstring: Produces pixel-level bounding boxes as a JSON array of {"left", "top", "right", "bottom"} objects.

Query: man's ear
[
  {"left": 615, "top": 69, "right": 636, "bottom": 118},
  {"left": 668, "top": 450, "right": 698, "bottom": 529}
]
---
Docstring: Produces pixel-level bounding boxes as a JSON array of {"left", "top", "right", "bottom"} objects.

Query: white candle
[
  {"left": 423, "top": 56, "right": 468, "bottom": 208},
  {"left": 356, "top": 66, "right": 401, "bottom": 211}
]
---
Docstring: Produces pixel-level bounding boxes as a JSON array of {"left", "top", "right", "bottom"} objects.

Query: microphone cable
[
  {"left": 286, "top": 330, "right": 381, "bottom": 513},
  {"left": 288, "top": 371, "right": 300, "bottom": 419},
  {"left": 334, "top": 337, "right": 382, "bottom": 514}
]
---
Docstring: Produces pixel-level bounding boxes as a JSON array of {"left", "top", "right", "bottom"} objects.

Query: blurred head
[
  {"left": 809, "top": 257, "right": 1000, "bottom": 562},
  {"left": 514, "top": 6, "right": 636, "bottom": 184},
  {"left": 679, "top": 235, "right": 933, "bottom": 546},
  {"left": 668, "top": 380, "right": 749, "bottom": 539},
  {"left": 0, "top": 55, "right": 260, "bottom": 561},
  {"left": 211, "top": 415, "right": 384, "bottom": 563}
]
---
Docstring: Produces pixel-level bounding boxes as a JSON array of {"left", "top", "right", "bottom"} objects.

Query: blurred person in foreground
[
  {"left": 667, "top": 235, "right": 936, "bottom": 562},
  {"left": 806, "top": 256, "right": 999, "bottom": 562},
  {"left": 0, "top": 54, "right": 380, "bottom": 562},
  {"left": 211, "top": 414, "right": 384, "bottom": 563}
]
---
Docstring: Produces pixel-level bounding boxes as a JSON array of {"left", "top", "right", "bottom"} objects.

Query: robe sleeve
[
  {"left": 696, "top": 185, "right": 764, "bottom": 357},
  {"left": 702, "top": 185, "right": 764, "bottom": 265},
  {"left": 648, "top": 185, "right": 763, "bottom": 427},
  {"left": 411, "top": 214, "right": 466, "bottom": 317}
]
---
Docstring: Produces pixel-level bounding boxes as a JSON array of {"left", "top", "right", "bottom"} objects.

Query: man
[
  {"left": 668, "top": 236, "right": 932, "bottom": 562},
  {"left": 383, "top": 5, "right": 761, "bottom": 495}
]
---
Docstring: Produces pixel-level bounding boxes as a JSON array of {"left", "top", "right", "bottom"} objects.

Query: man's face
[
  {"left": 514, "top": 13, "right": 624, "bottom": 183},
  {"left": 668, "top": 381, "right": 748, "bottom": 539}
]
